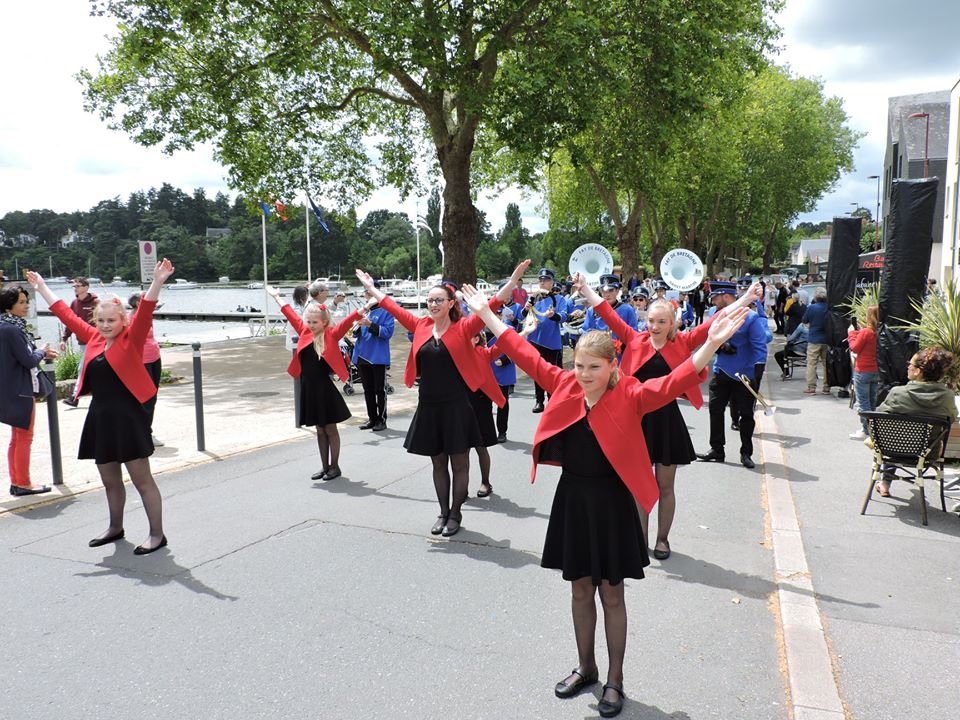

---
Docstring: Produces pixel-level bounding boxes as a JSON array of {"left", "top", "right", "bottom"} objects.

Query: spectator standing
[
  {"left": 801, "top": 288, "right": 830, "bottom": 395},
  {"left": 847, "top": 306, "right": 879, "bottom": 439},
  {"left": 60, "top": 277, "right": 98, "bottom": 407},
  {"left": 352, "top": 281, "right": 395, "bottom": 432}
]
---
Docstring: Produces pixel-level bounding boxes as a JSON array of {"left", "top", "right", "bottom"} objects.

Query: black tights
[
  {"left": 570, "top": 578, "right": 627, "bottom": 693},
  {"left": 431, "top": 452, "right": 469, "bottom": 520},
  {"left": 316, "top": 424, "right": 341, "bottom": 471}
]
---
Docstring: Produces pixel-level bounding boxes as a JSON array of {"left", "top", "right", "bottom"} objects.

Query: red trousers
[{"left": 7, "top": 402, "right": 35, "bottom": 488}]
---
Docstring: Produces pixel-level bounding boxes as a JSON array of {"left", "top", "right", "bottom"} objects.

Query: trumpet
[{"left": 735, "top": 373, "right": 776, "bottom": 416}]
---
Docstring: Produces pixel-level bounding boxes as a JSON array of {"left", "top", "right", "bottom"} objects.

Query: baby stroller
[{"left": 339, "top": 336, "right": 394, "bottom": 397}]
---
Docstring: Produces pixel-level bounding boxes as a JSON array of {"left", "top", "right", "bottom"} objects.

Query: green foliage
[
  {"left": 843, "top": 284, "right": 880, "bottom": 325},
  {"left": 55, "top": 349, "right": 80, "bottom": 381},
  {"left": 899, "top": 280, "right": 960, "bottom": 389}
]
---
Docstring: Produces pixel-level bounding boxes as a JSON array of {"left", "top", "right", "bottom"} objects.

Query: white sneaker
[{"left": 849, "top": 430, "right": 867, "bottom": 440}]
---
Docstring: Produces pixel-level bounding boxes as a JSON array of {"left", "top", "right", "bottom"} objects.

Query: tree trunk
[
  {"left": 618, "top": 193, "right": 643, "bottom": 280},
  {"left": 437, "top": 142, "right": 480, "bottom": 285}
]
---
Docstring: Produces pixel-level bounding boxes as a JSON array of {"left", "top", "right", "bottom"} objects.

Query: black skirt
[
  {"left": 78, "top": 354, "right": 154, "bottom": 465},
  {"left": 298, "top": 344, "right": 351, "bottom": 427},
  {"left": 540, "top": 416, "right": 648, "bottom": 586},
  {"left": 404, "top": 337, "right": 483, "bottom": 456},
  {"left": 635, "top": 352, "right": 697, "bottom": 466}
]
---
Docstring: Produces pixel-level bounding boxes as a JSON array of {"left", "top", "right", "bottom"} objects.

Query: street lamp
[
  {"left": 867, "top": 174, "right": 881, "bottom": 250},
  {"left": 907, "top": 111, "right": 930, "bottom": 178}
]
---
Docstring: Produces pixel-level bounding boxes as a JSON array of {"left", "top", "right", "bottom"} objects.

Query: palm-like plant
[
  {"left": 843, "top": 283, "right": 881, "bottom": 325},
  {"left": 897, "top": 279, "right": 960, "bottom": 390}
]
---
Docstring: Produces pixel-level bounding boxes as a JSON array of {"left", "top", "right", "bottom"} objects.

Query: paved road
[{"left": 2, "top": 336, "right": 958, "bottom": 719}]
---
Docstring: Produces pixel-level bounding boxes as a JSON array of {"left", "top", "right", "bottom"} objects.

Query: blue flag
[
  {"left": 258, "top": 200, "right": 271, "bottom": 217},
  {"left": 306, "top": 195, "right": 330, "bottom": 233}
]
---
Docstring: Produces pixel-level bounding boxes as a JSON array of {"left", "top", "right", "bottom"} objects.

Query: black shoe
[
  {"left": 532, "top": 402, "right": 544, "bottom": 413},
  {"left": 441, "top": 513, "right": 462, "bottom": 537},
  {"left": 430, "top": 515, "right": 448, "bottom": 535},
  {"left": 740, "top": 453, "right": 755, "bottom": 469},
  {"left": 311, "top": 469, "right": 327, "bottom": 481},
  {"left": 88, "top": 529, "right": 125, "bottom": 547},
  {"left": 554, "top": 668, "right": 599, "bottom": 699},
  {"left": 133, "top": 535, "right": 167, "bottom": 555},
  {"left": 9, "top": 484, "right": 52, "bottom": 496},
  {"left": 323, "top": 467, "right": 342, "bottom": 480},
  {"left": 598, "top": 683, "right": 625, "bottom": 718},
  {"left": 731, "top": 421, "right": 740, "bottom": 431},
  {"left": 62, "top": 397, "right": 78, "bottom": 408},
  {"left": 652, "top": 540, "right": 671, "bottom": 560},
  {"left": 496, "top": 432, "right": 507, "bottom": 443},
  {"left": 371, "top": 421, "right": 386, "bottom": 431},
  {"left": 696, "top": 450, "right": 725, "bottom": 463},
  {"left": 358, "top": 420, "right": 375, "bottom": 430},
  {"left": 477, "top": 484, "right": 493, "bottom": 498}
]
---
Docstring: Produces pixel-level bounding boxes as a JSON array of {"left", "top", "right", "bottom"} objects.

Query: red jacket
[
  {"left": 379, "top": 295, "right": 506, "bottom": 407},
  {"left": 51, "top": 298, "right": 158, "bottom": 403},
  {"left": 847, "top": 326, "right": 878, "bottom": 372},
  {"left": 596, "top": 300, "right": 711, "bottom": 408},
  {"left": 494, "top": 329, "right": 702, "bottom": 512},
  {"left": 281, "top": 304, "right": 361, "bottom": 381}
]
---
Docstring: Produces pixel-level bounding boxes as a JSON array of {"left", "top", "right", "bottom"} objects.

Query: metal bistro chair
[{"left": 859, "top": 411, "right": 952, "bottom": 526}]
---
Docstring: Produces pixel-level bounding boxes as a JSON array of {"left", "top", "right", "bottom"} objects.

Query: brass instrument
[{"left": 735, "top": 373, "right": 776, "bottom": 416}]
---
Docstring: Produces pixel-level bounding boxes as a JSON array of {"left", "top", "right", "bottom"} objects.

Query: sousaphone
[
  {"left": 659, "top": 249, "right": 704, "bottom": 292},
  {"left": 569, "top": 243, "right": 614, "bottom": 287}
]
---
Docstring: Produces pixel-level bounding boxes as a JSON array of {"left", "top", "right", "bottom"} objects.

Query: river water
[{"left": 32, "top": 282, "right": 369, "bottom": 346}]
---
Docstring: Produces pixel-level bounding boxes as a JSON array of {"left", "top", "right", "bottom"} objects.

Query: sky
[{"left": 1, "top": 1, "right": 958, "bottom": 233}]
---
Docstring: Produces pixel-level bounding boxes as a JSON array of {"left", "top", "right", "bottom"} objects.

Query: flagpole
[
  {"left": 304, "top": 193, "right": 312, "bottom": 282},
  {"left": 261, "top": 212, "right": 269, "bottom": 332},
  {"left": 415, "top": 202, "right": 422, "bottom": 312}
]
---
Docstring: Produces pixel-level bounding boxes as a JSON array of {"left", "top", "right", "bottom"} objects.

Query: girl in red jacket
[
  {"left": 573, "top": 276, "right": 763, "bottom": 561},
  {"left": 28, "top": 260, "right": 175, "bottom": 555},
  {"left": 847, "top": 305, "right": 879, "bottom": 440},
  {"left": 268, "top": 286, "right": 363, "bottom": 481},
  {"left": 462, "top": 278, "right": 747, "bottom": 719},
  {"left": 354, "top": 261, "right": 527, "bottom": 537}
]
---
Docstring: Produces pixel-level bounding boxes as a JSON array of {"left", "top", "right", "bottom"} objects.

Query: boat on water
[
  {"left": 112, "top": 276, "right": 128, "bottom": 286},
  {"left": 246, "top": 282, "right": 264, "bottom": 289},
  {"left": 313, "top": 276, "right": 350, "bottom": 294},
  {"left": 219, "top": 276, "right": 231, "bottom": 283},
  {"left": 167, "top": 278, "right": 199, "bottom": 289},
  {"left": 87, "top": 277, "right": 102, "bottom": 285},
  {"left": 47, "top": 276, "right": 70, "bottom": 285}
]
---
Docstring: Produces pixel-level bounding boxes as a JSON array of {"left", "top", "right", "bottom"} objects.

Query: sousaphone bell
[{"left": 659, "top": 249, "right": 704, "bottom": 292}]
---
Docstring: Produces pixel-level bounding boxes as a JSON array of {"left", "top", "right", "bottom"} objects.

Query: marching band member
[
  {"left": 268, "top": 286, "right": 363, "bottom": 481},
  {"left": 574, "top": 275, "right": 762, "bottom": 559},
  {"left": 461, "top": 277, "right": 748, "bottom": 719},
  {"left": 696, "top": 281, "right": 772, "bottom": 469},
  {"left": 352, "top": 280, "right": 395, "bottom": 432},
  {"left": 521, "top": 267, "right": 568, "bottom": 413}
]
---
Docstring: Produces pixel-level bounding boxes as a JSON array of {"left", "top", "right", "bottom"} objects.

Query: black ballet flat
[
  {"left": 88, "top": 529, "right": 125, "bottom": 548},
  {"left": 477, "top": 484, "right": 493, "bottom": 498},
  {"left": 652, "top": 540, "right": 671, "bottom": 561},
  {"left": 311, "top": 469, "right": 328, "bottom": 481},
  {"left": 554, "top": 668, "right": 599, "bottom": 698},
  {"left": 133, "top": 535, "right": 167, "bottom": 555},
  {"left": 598, "top": 683, "right": 625, "bottom": 717},
  {"left": 430, "top": 515, "right": 449, "bottom": 535},
  {"left": 9, "top": 484, "right": 52, "bottom": 496},
  {"left": 323, "top": 467, "right": 341, "bottom": 480}
]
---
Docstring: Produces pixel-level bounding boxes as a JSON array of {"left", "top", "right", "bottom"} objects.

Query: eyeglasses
[{"left": 425, "top": 297, "right": 448, "bottom": 306}]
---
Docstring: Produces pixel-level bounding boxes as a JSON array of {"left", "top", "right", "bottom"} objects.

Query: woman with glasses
[{"left": 354, "top": 261, "right": 528, "bottom": 536}]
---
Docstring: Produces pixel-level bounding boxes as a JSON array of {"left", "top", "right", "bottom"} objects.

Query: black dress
[
  {"left": 540, "top": 415, "right": 648, "bottom": 586},
  {"left": 468, "top": 389, "right": 498, "bottom": 447},
  {"left": 298, "top": 344, "right": 351, "bottom": 427},
  {"left": 78, "top": 354, "right": 154, "bottom": 465},
  {"left": 404, "top": 337, "right": 483, "bottom": 456},
  {"left": 634, "top": 352, "right": 697, "bottom": 466}
]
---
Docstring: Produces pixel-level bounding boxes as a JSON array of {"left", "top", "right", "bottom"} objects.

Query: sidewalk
[{"left": 2, "top": 333, "right": 958, "bottom": 719}]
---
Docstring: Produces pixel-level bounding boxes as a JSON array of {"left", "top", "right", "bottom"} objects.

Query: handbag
[{"left": 35, "top": 369, "right": 56, "bottom": 399}]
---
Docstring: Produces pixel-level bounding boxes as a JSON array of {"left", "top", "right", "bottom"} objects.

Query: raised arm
[
  {"left": 26, "top": 271, "right": 96, "bottom": 344},
  {"left": 494, "top": 259, "right": 532, "bottom": 304},
  {"left": 355, "top": 269, "right": 421, "bottom": 333},
  {"left": 462, "top": 284, "right": 564, "bottom": 394},
  {"left": 332, "top": 309, "right": 363, "bottom": 342},
  {"left": 143, "top": 258, "right": 175, "bottom": 302}
]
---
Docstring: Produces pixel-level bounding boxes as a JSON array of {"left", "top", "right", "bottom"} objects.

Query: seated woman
[{"left": 873, "top": 347, "right": 957, "bottom": 497}]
